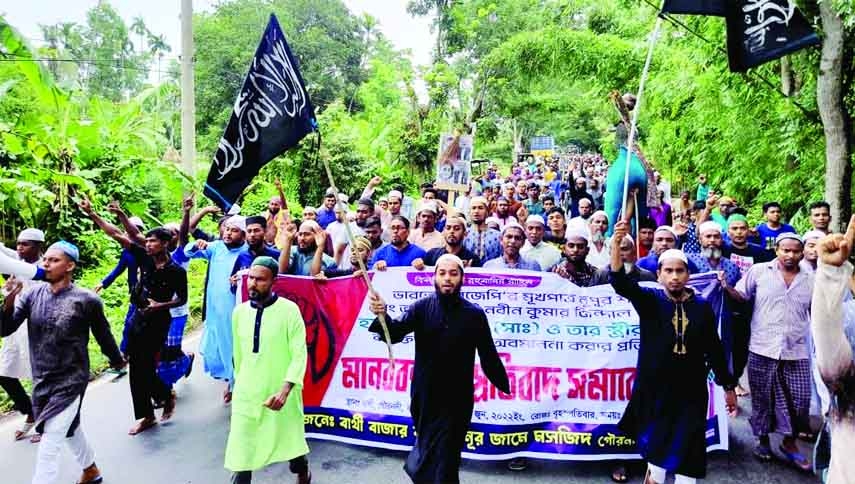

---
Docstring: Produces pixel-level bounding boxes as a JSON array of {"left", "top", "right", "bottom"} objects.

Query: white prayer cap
[
  {"left": 566, "top": 226, "right": 590, "bottom": 243},
  {"left": 128, "top": 216, "right": 145, "bottom": 229},
  {"left": 302, "top": 206, "right": 317, "bottom": 214},
  {"left": 654, "top": 225, "right": 678, "bottom": 239},
  {"left": 803, "top": 230, "right": 825, "bottom": 241},
  {"left": 17, "top": 228, "right": 45, "bottom": 243},
  {"left": 224, "top": 215, "right": 246, "bottom": 232},
  {"left": 387, "top": 190, "right": 403, "bottom": 201},
  {"left": 418, "top": 201, "right": 438, "bottom": 215},
  {"left": 775, "top": 232, "right": 803, "bottom": 246},
  {"left": 590, "top": 210, "right": 609, "bottom": 222},
  {"left": 469, "top": 196, "right": 489, "bottom": 209},
  {"left": 435, "top": 254, "right": 465, "bottom": 273},
  {"left": 299, "top": 220, "right": 321, "bottom": 233},
  {"left": 658, "top": 249, "right": 688, "bottom": 265},
  {"left": 337, "top": 193, "right": 349, "bottom": 204},
  {"left": 698, "top": 221, "right": 722, "bottom": 235},
  {"left": 620, "top": 234, "right": 635, "bottom": 246},
  {"left": 525, "top": 214, "right": 545, "bottom": 226},
  {"left": 501, "top": 222, "right": 525, "bottom": 236}
]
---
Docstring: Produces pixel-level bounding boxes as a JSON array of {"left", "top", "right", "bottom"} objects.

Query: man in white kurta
[{"left": 225, "top": 257, "right": 310, "bottom": 484}]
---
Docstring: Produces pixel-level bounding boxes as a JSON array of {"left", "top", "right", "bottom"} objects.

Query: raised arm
[
  {"left": 178, "top": 192, "right": 194, "bottom": 247},
  {"left": 107, "top": 201, "right": 145, "bottom": 246},
  {"left": 608, "top": 220, "right": 646, "bottom": 303},
  {"left": 0, "top": 281, "right": 28, "bottom": 337},
  {"left": 813, "top": 221, "right": 855, "bottom": 384},
  {"left": 78, "top": 196, "right": 131, "bottom": 248},
  {"left": 99, "top": 250, "right": 130, "bottom": 290},
  {"left": 277, "top": 225, "right": 297, "bottom": 274}
]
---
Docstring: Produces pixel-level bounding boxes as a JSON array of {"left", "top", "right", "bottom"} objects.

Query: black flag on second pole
[
  {"left": 725, "top": 1, "right": 820, "bottom": 72},
  {"left": 203, "top": 14, "right": 316, "bottom": 212}
]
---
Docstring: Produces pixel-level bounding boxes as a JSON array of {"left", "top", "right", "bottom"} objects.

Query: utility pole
[{"left": 180, "top": 0, "right": 196, "bottom": 178}]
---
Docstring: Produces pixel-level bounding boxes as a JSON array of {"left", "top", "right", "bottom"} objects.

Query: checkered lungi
[
  {"left": 166, "top": 315, "right": 188, "bottom": 348},
  {"left": 748, "top": 352, "right": 811, "bottom": 436}
]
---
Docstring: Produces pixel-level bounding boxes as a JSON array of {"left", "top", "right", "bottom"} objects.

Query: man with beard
[
  {"left": 637, "top": 226, "right": 699, "bottom": 274},
  {"left": 463, "top": 197, "right": 502, "bottom": 263},
  {"left": 544, "top": 207, "right": 568, "bottom": 251},
  {"left": 413, "top": 216, "right": 481, "bottom": 269},
  {"left": 409, "top": 203, "right": 445, "bottom": 250},
  {"left": 801, "top": 230, "right": 825, "bottom": 274},
  {"left": 553, "top": 228, "right": 600, "bottom": 287},
  {"left": 491, "top": 196, "right": 518, "bottom": 230},
  {"left": 264, "top": 179, "right": 289, "bottom": 248},
  {"left": 0, "top": 228, "right": 44, "bottom": 442},
  {"left": 567, "top": 197, "right": 594, "bottom": 232},
  {"left": 723, "top": 233, "right": 814, "bottom": 471},
  {"left": 483, "top": 223, "right": 541, "bottom": 271},
  {"left": 185, "top": 215, "right": 248, "bottom": 402},
  {"left": 368, "top": 254, "right": 510, "bottom": 483},
  {"left": 123, "top": 228, "right": 188, "bottom": 435},
  {"left": 279, "top": 221, "right": 336, "bottom": 276},
  {"left": 586, "top": 211, "right": 611, "bottom": 267},
  {"left": 724, "top": 214, "right": 771, "bottom": 276},
  {"left": 808, "top": 201, "right": 832, "bottom": 235},
  {"left": 334, "top": 199, "right": 376, "bottom": 269},
  {"left": 810, "top": 220, "right": 855, "bottom": 482},
  {"left": 363, "top": 216, "right": 385, "bottom": 251},
  {"left": 501, "top": 183, "right": 522, "bottom": 216},
  {"left": 231, "top": 216, "right": 281, "bottom": 284},
  {"left": 383, "top": 190, "right": 407, "bottom": 229},
  {"left": 226, "top": 257, "right": 311, "bottom": 484},
  {"left": 521, "top": 215, "right": 561, "bottom": 271},
  {"left": 678, "top": 202, "right": 707, "bottom": 255},
  {"left": 609, "top": 221, "right": 737, "bottom": 484},
  {"left": 370, "top": 216, "right": 427, "bottom": 270},
  {"left": 2, "top": 241, "right": 125, "bottom": 484},
  {"left": 687, "top": 222, "right": 741, "bottom": 287}
]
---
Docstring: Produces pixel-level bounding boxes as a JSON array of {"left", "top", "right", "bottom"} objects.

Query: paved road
[{"left": 0, "top": 335, "right": 820, "bottom": 483}]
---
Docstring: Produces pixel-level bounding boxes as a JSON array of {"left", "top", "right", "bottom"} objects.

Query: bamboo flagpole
[
  {"left": 316, "top": 133, "right": 396, "bottom": 372},
  {"left": 620, "top": 14, "right": 664, "bottom": 219}
]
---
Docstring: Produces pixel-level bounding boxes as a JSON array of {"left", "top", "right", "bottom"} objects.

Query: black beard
[
  {"left": 226, "top": 239, "right": 244, "bottom": 249},
  {"left": 434, "top": 280, "right": 462, "bottom": 301}
]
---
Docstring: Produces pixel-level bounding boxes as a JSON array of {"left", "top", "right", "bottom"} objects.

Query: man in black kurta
[
  {"left": 608, "top": 221, "right": 737, "bottom": 484},
  {"left": 368, "top": 254, "right": 510, "bottom": 484},
  {"left": 1, "top": 241, "right": 125, "bottom": 484}
]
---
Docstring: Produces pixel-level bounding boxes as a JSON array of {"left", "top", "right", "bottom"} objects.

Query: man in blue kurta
[{"left": 184, "top": 215, "right": 247, "bottom": 402}]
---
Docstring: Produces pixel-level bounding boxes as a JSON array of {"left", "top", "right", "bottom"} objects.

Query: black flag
[
  {"left": 726, "top": 0, "right": 820, "bottom": 72},
  {"left": 661, "top": 0, "right": 726, "bottom": 16},
  {"left": 203, "top": 14, "right": 316, "bottom": 211}
]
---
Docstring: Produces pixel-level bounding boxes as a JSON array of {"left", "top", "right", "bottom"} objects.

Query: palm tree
[
  {"left": 147, "top": 34, "right": 171, "bottom": 82},
  {"left": 130, "top": 16, "right": 148, "bottom": 54}
]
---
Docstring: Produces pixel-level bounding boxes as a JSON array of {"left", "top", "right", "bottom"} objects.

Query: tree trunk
[
  {"left": 817, "top": 2, "right": 853, "bottom": 233},
  {"left": 781, "top": 58, "right": 794, "bottom": 96}
]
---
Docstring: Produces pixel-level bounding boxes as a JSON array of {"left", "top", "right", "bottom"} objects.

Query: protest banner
[{"left": 239, "top": 268, "right": 728, "bottom": 460}]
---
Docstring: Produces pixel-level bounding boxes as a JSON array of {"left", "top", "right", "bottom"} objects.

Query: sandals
[
  {"left": 753, "top": 444, "right": 773, "bottom": 462},
  {"left": 128, "top": 417, "right": 158, "bottom": 436},
  {"left": 14, "top": 420, "right": 35, "bottom": 441},
  {"left": 611, "top": 464, "right": 630, "bottom": 482},
  {"left": 779, "top": 445, "right": 811, "bottom": 472}
]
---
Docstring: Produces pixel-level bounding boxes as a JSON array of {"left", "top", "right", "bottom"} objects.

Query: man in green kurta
[{"left": 225, "top": 256, "right": 311, "bottom": 484}]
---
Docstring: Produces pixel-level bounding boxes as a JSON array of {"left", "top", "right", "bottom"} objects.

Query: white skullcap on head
[
  {"left": 128, "top": 216, "right": 145, "bottom": 229},
  {"left": 299, "top": 220, "right": 321, "bottom": 232},
  {"left": 224, "top": 215, "right": 246, "bottom": 232},
  {"left": 803, "top": 230, "right": 825, "bottom": 241},
  {"left": 621, "top": 234, "right": 635, "bottom": 245},
  {"left": 418, "top": 201, "right": 438, "bottom": 214},
  {"left": 501, "top": 222, "right": 525, "bottom": 236},
  {"left": 435, "top": 253, "right": 465, "bottom": 272},
  {"left": 469, "top": 196, "right": 489, "bottom": 209},
  {"left": 485, "top": 216, "right": 501, "bottom": 226},
  {"left": 525, "top": 214, "right": 545, "bottom": 226},
  {"left": 698, "top": 221, "right": 722, "bottom": 235},
  {"left": 775, "top": 232, "right": 803, "bottom": 246},
  {"left": 302, "top": 206, "right": 317, "bottom": 213},
  {"left": 658, "top": 249, "right": 688, "bottom": 265},
  {"left": 590, "top": 210, "right": 609, "bottom": 222},
  {"left": 654, "top": 225, "right": 678, "bottom": 239},
  {"left": 388, "top": 190, "right": 403, "bottom": 201},
  {"left": 566, "top": 226, "right": 590, "bottom": 243},
  {"left": 17, "top": 228, "right": 45, "bottom": 243}
]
